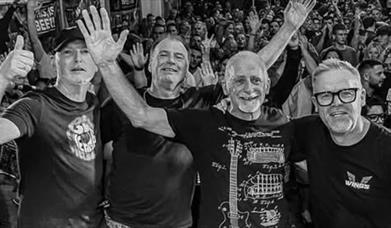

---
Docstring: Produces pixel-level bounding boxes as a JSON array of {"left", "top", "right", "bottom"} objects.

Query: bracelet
[{"left": 250, "top": 33, "right": 256, "bottom": 36}]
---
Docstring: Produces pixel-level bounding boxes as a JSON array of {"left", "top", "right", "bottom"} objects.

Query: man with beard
[
  {"left": 358, "top": 60, "right": 386, "bottom": 100},
  {"left": 292, "top": 59, "right": 391, "bottom": 227},
  {"left": 78, "top": 1, "right": 315, "bottom": 227},
  {"left": 320, "top": 23, "right": 358, "bottom": 66}
]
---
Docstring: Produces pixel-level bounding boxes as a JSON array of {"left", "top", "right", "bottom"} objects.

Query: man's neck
[
  {"left": 55, "top": 80, "right": 89, "bottom": 102},
  {"left": 329, "top": 117, "right": 370, "bottom": 146},
  {"left": 148, "top": 85, "right": 182, "bottom": 99},
  {"left": 365, "top": 83, "right": 374, "bottom": 97},
  {"left": 228, "top": 105, "right": 261, "bottom": 121},
  {"left": 334, "top": 43, "right": 346, "bottom": 50}
]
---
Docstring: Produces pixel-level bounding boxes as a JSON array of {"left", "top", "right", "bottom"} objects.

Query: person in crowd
[
  {"left": 0, "top": 28, "right": 105, "bottom": 227},
  {"left": 320, "top": 23, "right": 358, "bottom": 66},
  {"left": 77, "top": 1, "right": 315, "bottom": 227},
  {"left": 357, "top": 59, "right": 386, "bottom": 100},
  {"left": 363, "top": 96, "right": 387, "bottom": 126}
]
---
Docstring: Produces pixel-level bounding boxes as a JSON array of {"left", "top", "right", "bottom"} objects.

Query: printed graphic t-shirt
[
  {"left": 167, "top": 107, "right": 302, "bottom": 228},
  {"left": 1, "top": 88, "right": 103, "bottom": 228},
  {"left": 292, "top": 116, "right": 391, "bottom": 228}
]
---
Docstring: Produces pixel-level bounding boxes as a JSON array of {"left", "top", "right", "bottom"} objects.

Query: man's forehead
[
  {"left": 156, "top": 38, "right": 187, "bottom": 54},
  {"left": 232, "top": 60, "right": 266, "bottom": 78},
  {"left": 313, "top": 69, "right": 360, "bottom": 90},
  {"left": 62, "top": 39, "right": 86, "bottom": 50}
]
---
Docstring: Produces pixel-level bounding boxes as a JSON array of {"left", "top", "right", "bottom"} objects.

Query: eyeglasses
[
  {"left": 313, "top": 88, "right": 359, "bottom": 107},
  {"left": 366, "top": 113, "right": 385, "bottom": 123}
]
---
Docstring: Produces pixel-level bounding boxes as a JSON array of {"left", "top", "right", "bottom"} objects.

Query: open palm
[
  {"left": 284, "top": 0, "right": 316, "bottom": 30},
  {"left": 77, "top": 6, "right": 128, "bottom": 65}
]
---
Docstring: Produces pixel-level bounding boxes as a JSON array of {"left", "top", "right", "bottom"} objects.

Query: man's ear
[
  {"left": 265, "top": 77, "right": 271, "bottom": 95},
  {"left": 311, "top": 96, "right": 319, "bottom": 113},
  {"left": 362, "top": 72, "right": 369, "bottom": 82},
  {"left": 222, "top": 79, "right": 229, "bottom": 96},
  {"left": 360, "top": 88, "right": 366, "bottom": 107},
  {"left": 148, "top": 60, "right": 152, "bottom": 73}
]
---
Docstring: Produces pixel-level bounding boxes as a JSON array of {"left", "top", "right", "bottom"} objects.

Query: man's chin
[{"left": 238, "top": 104, "right": 261, "bottom": 114}]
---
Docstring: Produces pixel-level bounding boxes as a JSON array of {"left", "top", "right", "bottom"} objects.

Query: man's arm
[
  {"left": 26, "top": 0, "right": 45, "bottom": 62},
  {"left": 99, "top": 62, "right": 174, "bottom": 138},
  {"left": 0, "top": 36, "right": 34, "bottom": 144},
  {"left": 0, "top": 35, "right": 34, "bottom": 102},
  {"left": 257, "top": 0, "right": 316, "bottom": 69},
  {"left": 77, "top": 6, "right": 175, "bottom": 138},
  {"left": 0, "top": 118, "right": 20, "bottom": 144}
]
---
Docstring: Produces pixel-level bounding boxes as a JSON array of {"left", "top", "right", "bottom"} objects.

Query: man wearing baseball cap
[{"left": 0, "top": 27, "right": 105, "bottom": 227}]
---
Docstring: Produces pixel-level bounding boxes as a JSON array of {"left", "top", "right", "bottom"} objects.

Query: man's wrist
[
  {"left": 97, "top": 60, "right": 117, "bottom": 70},
  {"left": 134, "top": 65, "right": 144, "bottom": 71},
  {"left": 281, "top": 23, "right": 298, "bottom": 35}
]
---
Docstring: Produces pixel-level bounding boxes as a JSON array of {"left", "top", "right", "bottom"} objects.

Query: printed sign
[{"left": 35, "top": 0, "right": 56, "bottom": 34}]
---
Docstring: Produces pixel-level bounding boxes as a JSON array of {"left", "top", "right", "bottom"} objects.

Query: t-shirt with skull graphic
[
  {"left": 1, "top": 87, "right": 104, "bottom": 227},
  {"left": 166, "top": 106, "right": 303, "bottom": 228}
]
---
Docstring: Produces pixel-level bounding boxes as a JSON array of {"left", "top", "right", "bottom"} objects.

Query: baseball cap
[{"left": 54, "top": 27, "right": 85, "bottom": 52}]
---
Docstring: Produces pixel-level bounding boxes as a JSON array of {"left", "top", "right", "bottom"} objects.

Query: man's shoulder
[
  {"left": 343, "top": 45, "right": 357, "bottom": 53},
  {"left": 291, "top": 114, "right": 322, "bottom": 128}
]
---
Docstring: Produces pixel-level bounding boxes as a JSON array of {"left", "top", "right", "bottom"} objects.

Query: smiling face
[
  {"left": 367, "top": 46, "right": 380, "bottom": 60},
  {"left": 56, "top": 40, "right": 97, "bottom": 86},
  {"left": 224, "top": 52, "right": 270, "bottom": 120},
  {"left": 149, "top": 38, "right": 188, "bottom": 92},
  {"left": 312, "top": 67, "right": 365, "bottom": 135}
]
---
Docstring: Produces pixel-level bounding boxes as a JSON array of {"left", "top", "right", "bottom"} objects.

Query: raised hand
[
  {"left": 199, "top": 62, "right": 218, "bottom": 86},
  {"left": 129, "top": 43, "right": 148, "bottom": 70},
  {"left": 76, "top": 6, "right": 129, "bottom": 65},
  {"left": 247, "top": 11, "right": 261, "bottom": 33},
  {"left": 0, "top": 36, "right": 34, "bottom": 83},
  {"left": 284, "top": 0, "right": 316, "bottom": 30},
  {"left": 298, "top": 32, "right": 308, "bottom": 50},
  {"left": 201, "top": 32, "right": 216, "bottom": 52}
]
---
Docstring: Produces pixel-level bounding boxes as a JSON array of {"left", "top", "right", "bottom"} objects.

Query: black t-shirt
[
  {"left": 292, "top": 116, "right": 391, "bottom": 228},
  {"left": 166, "top": 106, "right": 302, "bottom": 228},
  {"left": 1, "top": 88, "right": 103, "bottom": 228},
  {"left": 101, "top": 85, "right": 224, "bottom": 227}
]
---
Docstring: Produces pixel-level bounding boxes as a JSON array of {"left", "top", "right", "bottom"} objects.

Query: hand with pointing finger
[
  {"left": 0, "top": 35, "right": 34, "bottom": 83},
  {"left": 76, "top": 6, "right": 129, "bottom": 66}
]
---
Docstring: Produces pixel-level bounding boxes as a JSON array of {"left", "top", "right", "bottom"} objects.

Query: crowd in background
[{"left": 0, "top": 0, "right": 391, "bottom": 227}]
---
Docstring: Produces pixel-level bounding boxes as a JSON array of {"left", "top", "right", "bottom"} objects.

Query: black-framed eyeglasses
[
  {"left": 366, "top": 113, "right": 385, "bottom": 123},
  {"left": 313, "top": 88, "right": 359, "bottom": 107}
]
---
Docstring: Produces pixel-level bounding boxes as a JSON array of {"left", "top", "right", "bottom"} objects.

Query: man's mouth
[
  {"left": 330, "top": 111, "right": 348, "bottom": 117},
  {"left": 71, "top": 67, "right": 86, "bottom": 72},
  {"left": 240, "top": 95, "right": 259, "bottom": 101},
  {"left": 161, "top": 67, "right": 178, "bottom": 72}
]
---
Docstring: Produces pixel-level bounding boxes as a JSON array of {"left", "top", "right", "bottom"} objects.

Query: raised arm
[
  {"left": 26, "top": 0, "right": 45, "bottom": 62},
  {"left": 0, "top": 36, "right": 34, "bottom": 144},
  {"left": 77, "top": 6, "right": 175, "bottom": 138},
  {"left": 258, "top": 0, "right": 316, "bottom": 69}
]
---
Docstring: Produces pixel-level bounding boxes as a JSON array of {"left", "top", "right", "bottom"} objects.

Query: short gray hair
[
  {"left": 224, "top": 51, "right": 267, "bottom": 84},
  {"left": 312, "top": 59, "right": 361, "bottom": 86}
]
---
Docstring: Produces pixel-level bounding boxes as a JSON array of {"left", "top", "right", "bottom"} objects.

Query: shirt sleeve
[
  {"left": 166, "top": 108, "right": 212, "bottom": 150},
  {"left": 289, "top": 118, "right": 308, "bottom": 162},
  {"left": 1, "top": 96, "right": 42, "bottom": 138}
]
